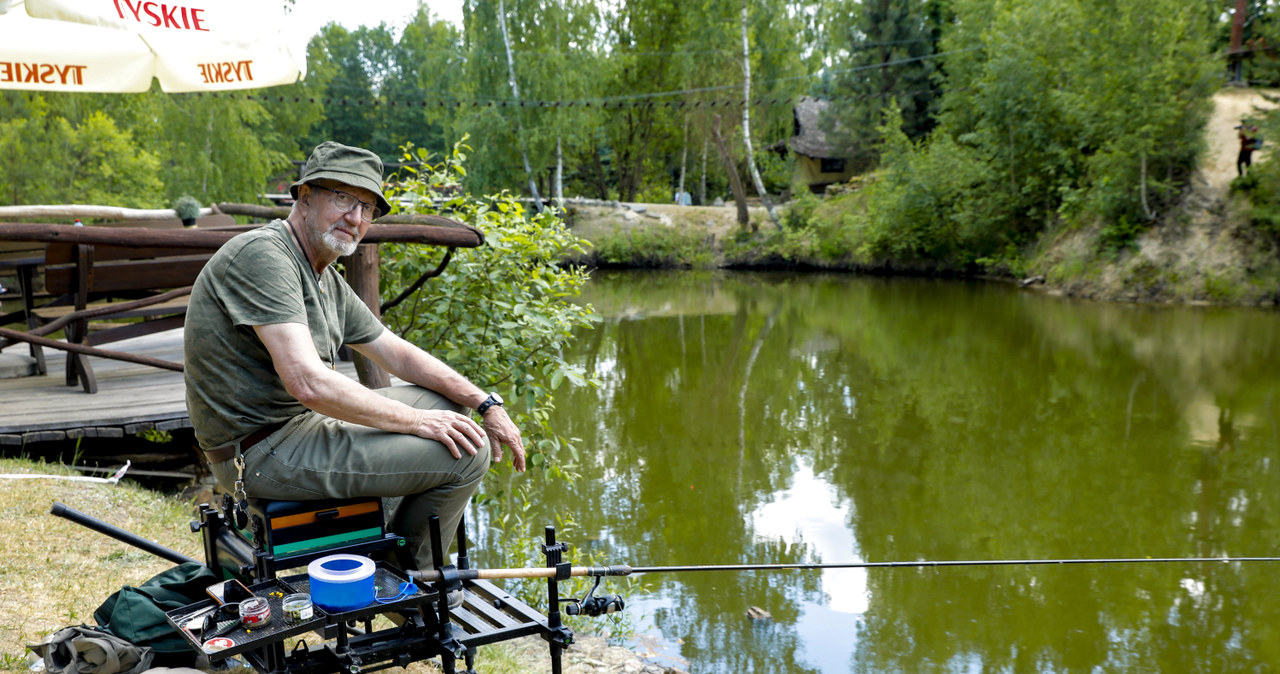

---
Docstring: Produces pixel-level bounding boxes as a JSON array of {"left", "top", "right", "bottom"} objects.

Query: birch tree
[
  {"left": 741, "top": 0, "right": 780, "bottom": 226},
  {"left": 496, "top": 0, "right": 544, "bottom": 209}
]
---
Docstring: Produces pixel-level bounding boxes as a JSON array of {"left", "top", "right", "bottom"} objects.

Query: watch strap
[{"left": 477, "top": 393, "right": 503, "bottom": 416}]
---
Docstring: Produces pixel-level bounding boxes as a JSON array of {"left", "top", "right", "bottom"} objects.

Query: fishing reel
[{"left": 562, "top": 576, "right": 625, "bottom": 617}]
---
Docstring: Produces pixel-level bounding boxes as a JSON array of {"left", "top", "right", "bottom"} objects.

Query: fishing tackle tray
[{"left": 165, "top": 564, "right": 428, "bottom": 661}]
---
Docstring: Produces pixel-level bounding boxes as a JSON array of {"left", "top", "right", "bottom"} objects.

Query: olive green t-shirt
[{"left": 184, "top": 220, "right": 385, "bottom": 450}]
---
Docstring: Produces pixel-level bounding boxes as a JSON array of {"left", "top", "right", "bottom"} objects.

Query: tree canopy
[{"left": 0, "top": 0, "right": 1248, "bottom": 272}]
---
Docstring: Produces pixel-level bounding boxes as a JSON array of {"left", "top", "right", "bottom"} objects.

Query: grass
[{"left": 0, "top": 457, "right": 626, "bottom": 673}]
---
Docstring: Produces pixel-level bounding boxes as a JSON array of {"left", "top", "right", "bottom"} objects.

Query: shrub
[
  {"left": 381, "top": 138, "right": 599, "bottom": 485},
  {"left": 592, "top": 224, "right": 714, "bottom": 268}
]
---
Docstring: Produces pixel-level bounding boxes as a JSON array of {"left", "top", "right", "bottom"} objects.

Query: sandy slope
[{"left": 1200, "top": 87, "right": 1279, "bottom": 194}]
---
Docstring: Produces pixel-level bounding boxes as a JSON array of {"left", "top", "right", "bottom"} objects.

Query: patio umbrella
[{"left": 0, "top": 0, "right": 307, "bottom": 93}]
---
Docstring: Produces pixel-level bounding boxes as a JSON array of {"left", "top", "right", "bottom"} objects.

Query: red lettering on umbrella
[
  {"left": 198, "top": 60, "right": 255, "bottom": 84},
  {"left": 113, "top": 0, "right": 210, "bottom": 31},
  {"left": 0, "top": 62, "right": 89, "bottom": 86}
]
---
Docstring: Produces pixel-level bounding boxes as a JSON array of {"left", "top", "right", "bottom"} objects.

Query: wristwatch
[{"left": 476, "top": 392, "right": 504, "bottom": 416}]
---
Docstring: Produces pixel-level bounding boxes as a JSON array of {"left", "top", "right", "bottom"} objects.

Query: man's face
[{"left": 304, "top": 182, "right": 377, "bottom": 257}]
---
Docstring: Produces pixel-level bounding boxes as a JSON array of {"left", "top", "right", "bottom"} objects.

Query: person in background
[{"left": 1238, "top": 123, "right": 1260, "bottom": 176}]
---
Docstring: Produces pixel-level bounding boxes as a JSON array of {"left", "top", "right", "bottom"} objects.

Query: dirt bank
[
  {"left": 1027, "top": 87, "right": 1280, "bottom": 305},
  {"left": 1200, "top": 87, "right": 1278, "bottom": 196}
]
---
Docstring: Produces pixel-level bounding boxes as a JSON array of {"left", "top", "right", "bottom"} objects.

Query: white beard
[{"left": 321, "top": 224, "right": 359, "bottom": 257}]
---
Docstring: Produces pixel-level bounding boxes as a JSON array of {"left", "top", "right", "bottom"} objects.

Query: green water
[{"left": 502, "top": 270, "right": 1280, "bottom": 673}]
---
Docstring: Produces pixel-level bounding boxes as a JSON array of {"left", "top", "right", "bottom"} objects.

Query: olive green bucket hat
[{"left": 290, "top": 141, "right": 392, "bottom": 217}]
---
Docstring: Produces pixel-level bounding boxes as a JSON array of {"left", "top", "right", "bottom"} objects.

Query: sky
[{"left": 297, "top": 0, "right": 463, "bottom": 36}]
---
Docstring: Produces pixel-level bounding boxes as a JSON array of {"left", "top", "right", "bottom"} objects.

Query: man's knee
[{"left": 460, "top": 440, "right": 492, "bottom": 484}]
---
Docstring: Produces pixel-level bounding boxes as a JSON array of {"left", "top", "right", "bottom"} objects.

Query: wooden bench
[
  {"left": 0, "top": 240, "right": 47, "bottom": 371},
  {"left": 25, "top": 240, "right": 217, "bottom": 393},
  {"left": 0, "top": 217, "right": 235, "bottom": 392},
  {"left": 0, "top": 216, "right": 486, "bottom": 393}
]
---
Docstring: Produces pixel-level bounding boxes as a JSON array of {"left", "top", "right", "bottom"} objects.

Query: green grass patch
[{"left": 591, "top": 224, "right": 717, "bottom": 268}]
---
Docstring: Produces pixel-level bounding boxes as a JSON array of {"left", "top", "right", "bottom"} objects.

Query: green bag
[{"left": 93, "top": 562, "right": 219, "bottom": 667}]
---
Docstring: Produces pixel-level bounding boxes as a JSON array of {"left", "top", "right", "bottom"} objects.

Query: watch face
[{"left": 490, "top": 392, "right": 504, "bottom": 405}]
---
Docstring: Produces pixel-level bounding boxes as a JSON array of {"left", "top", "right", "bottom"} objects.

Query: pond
[{"left": 481, "top": 270, "right": 1280, "bottom": 673}]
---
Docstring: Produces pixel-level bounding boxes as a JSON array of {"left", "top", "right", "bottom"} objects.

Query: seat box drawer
[{"left": 247, "top": 497, "right": 385, "bottom": 556}]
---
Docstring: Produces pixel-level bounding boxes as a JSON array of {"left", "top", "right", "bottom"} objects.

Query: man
[
  {"left": 1238, "top": 123, "right": 1259, "bottom": 176},
  {"left": 184, "top": 141, "right": 525, "bottom": 573}
]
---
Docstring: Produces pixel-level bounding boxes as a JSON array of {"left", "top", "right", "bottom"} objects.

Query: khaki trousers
[{"left": 210, "top": 385, "right": 490, "bottom": 570}]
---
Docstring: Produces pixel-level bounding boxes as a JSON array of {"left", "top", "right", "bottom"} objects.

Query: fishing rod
[{"left": 407, "top": 555, "right": 1280, "bottom": 582}]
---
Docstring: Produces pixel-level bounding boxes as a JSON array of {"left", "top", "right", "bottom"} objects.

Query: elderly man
[{"left": 184, "top": 141, "right": 524, "bottom": 573}]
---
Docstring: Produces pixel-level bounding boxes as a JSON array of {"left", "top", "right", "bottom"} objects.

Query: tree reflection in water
[{"left": 481, "top": 270, "right": 1280, "bottom": 673}]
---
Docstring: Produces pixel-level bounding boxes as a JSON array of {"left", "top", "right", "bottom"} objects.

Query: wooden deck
[{"left": 0, "top": 331, "right": 360, "bottom": 444}]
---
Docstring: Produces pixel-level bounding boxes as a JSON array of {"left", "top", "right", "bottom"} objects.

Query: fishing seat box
[{"left": 244, "top": 497, "right": 386, "bottom": 558}]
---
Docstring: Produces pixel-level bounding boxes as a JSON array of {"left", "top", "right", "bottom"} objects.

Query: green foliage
[
  {"left": 1232, "top": 114, "right": 1280, "bottom": 242},
  {"left": 473, "top": 485, "right": 643, "bottom": 638},
  {"left": 782, "top": 189, "right": 823, "bottom": 230},
  {"left": 380, "top": 138, "right": 599, "bottom": 481},
  {"left": 816, "top": 0, "right": 948, "bottom": 168},
  {"left": 725, "top": 190, "right": 869, "bottom": 266},
  {"left": 0, "top": 86, "right": 310, "bottom": 207},
  {"left": 1097, "top": 215, "right": 1146, "bottom": 256},
  {"left": 136, "top": 429, "right": 173, "bottom": 444},
  {"left": 635, "top": 183, "right": 675, "bottom": 205},
  {"left": 0, "top": 94, "right": 163, "bottom": 207},
  {"left": 825, "top": 0, "right": 1219, "bottom": 270},
  {"left": 754, "top": 150, "right": 794, "bottom": 195},
  {"left": 859, "top": 105, "right": 994, "bottom": 265},
  {"left": 592, "top": 224, "right": 716, "bottom": 268}
]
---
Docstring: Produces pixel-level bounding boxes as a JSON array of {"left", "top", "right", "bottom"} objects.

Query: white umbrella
[{"left": 0, "top": 0, "right": 307, "bottom": 93}]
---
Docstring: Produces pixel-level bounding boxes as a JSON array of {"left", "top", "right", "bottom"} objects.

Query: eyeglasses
[{"left": 311, "top": 184, "right": 382, "bottom": 222}]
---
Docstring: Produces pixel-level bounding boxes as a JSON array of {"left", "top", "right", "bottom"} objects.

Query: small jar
[
  {"left": 282, "top": 593, "right": 314, "bottom": 623},
  {"left": 239, "top": 596, "right": 272, "bottom": 628}
]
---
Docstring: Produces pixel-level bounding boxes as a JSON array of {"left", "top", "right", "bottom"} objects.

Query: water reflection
[{"left": 496, "top": 270, "right": 1280, "bottom": 673}]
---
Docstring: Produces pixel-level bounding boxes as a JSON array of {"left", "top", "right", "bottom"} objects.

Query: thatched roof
[{"left": 784, "top": 97, "right": 851, "bottom": 159}]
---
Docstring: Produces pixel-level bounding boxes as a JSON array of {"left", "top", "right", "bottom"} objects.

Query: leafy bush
[
  {"left": 592, "top": 224, "right": 715, "bottom": 268},
  {"left": 859, "top": 107, "right": 995, "bottom": 266},
  {"left": 782, "top": 189, "right": 822, "bottom": 230},
  {"left": 381, "top": 138, "right": 599, "bottom": 485},
  {"left": 1233, "top": 140, "right": 1280, "bottom": 242},
  {"left": 636, "top": 182, "right": 675, "bottom": 204},
  {"left": 0, "top": 104, "right": 163, "bottom": 208},
  {"left": 754, "top": 149, "right": 794, "bottom": 195}
]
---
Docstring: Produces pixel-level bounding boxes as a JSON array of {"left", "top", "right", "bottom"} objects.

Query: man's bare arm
[
  {"left": 253, "top": 322, "right": 486, "bottom": 460},
  {"left": 351, "top": 330, "right": 526, "bottom": 471}
]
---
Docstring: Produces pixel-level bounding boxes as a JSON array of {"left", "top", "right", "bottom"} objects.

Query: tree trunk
[
  {"left": 1229, "top": 0, "right": 1248, "bottom": 81},
  {"left": 678, "top": 118, "right": 689, "bottom": 200},
  {"left": 496, "top": 0, "right": 543, "bottom": 211},
  {"left": 1140, "top": 150, "right": 1155, "bottom": 220},
  {"left": 555, "top": 136, "right": 564, "bottom": 206},
  {"left": 740, "top": 0, "right": 779, "bottom": 227},
  {"left": 700, "top": 138, "right": 708, "bottom": 205},
  {"left": 711, "top": 115, "right": 751, "bottom": 230}
]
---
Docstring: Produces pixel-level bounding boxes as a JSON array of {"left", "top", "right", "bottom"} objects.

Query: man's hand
[
  {"left": 481, "top": 407, "right": 527, "bottom": 472},
  {"left": 413, "top": 409, "right": 487, "bottom": 460}
]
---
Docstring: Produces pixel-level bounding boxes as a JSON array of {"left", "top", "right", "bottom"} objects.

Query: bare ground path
[{"left": 1200, "top": 87, "right": 1279, "bottom": 195}]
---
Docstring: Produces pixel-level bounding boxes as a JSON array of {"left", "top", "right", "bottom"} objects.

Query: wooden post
[
  {"left": 345, "top": 243, "right": 391, "bottom": 389},
  {"left": 1229, "top": 0, "right": 1248, "bottom": 82}
]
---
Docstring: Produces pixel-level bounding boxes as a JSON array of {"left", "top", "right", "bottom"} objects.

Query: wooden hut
[{"left": 772, "top": 98, "right": 857, "bottom": 194}]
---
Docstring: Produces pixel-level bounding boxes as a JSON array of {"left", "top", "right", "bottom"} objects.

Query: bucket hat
[{"left": 290, "top": 141, "right": 391, "bottom": 218}]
